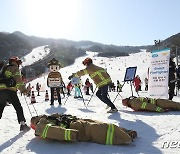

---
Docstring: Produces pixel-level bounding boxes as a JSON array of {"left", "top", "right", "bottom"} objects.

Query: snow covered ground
[
  {"left": 0, "top": 49, "right": 180, "bottom": 154},
  {"left": 22, "top": 45, "right": 50, "bottom": 67}
]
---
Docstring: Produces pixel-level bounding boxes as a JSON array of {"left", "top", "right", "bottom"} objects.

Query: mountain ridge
[{"left": 1, "top": 31, "right": 180, "bottom": 79}]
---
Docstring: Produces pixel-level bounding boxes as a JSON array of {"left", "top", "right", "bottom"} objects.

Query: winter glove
[{"left": 68, "top": 75, "right": 73, "bottom": 80}]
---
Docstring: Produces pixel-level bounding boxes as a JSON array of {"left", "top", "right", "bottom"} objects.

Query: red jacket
[
  {"left": 85, "top": 81, "right": 91, "bottom": 87},
  {"left": 67, "top": 83, "right": 73, "bottom": 90},
  {"left": 133, "top": 77, "right": 141, "bottom": 88}
]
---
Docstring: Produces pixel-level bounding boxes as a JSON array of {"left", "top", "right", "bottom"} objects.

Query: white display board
[{"left": 148, "top": 48, "right": 170, "bottom": 99}]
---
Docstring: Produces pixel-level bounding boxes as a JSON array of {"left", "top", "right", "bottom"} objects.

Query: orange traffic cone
[
  {"left": 54, "top": 89, "right": 58, "bottom": 100},
  {"left": 45, "top": 90, "right": 49, "bottom": 101},
  {"left": 31, "top": 91, "right": 36, "bottom": 104}
]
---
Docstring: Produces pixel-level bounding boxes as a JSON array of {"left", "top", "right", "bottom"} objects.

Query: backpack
[{"left": 0, "top": 61, "right": 16, "bottom": 87}]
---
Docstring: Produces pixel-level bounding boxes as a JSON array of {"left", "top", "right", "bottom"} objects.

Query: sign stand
[{"left": 112, "top": 67, "right": 137, "bottom": 103}]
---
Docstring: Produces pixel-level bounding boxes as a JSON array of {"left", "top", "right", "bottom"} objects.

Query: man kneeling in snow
[
  {"left": 122, "top": 97, "right": 180, "bottom": 112},
  {"left": 31, "top": 113, "right": 137, "bottom": 145}
]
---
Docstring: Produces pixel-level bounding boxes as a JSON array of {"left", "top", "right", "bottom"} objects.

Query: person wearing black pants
[
  {"left": 50, "top": 87, "right": 61, "bottom": 105},
  {"left": 0, "top": 56, "right": 30, "bottom": 131},
  {"left": 96, "top": 84, "right": 116, "bottom": 110},
  {"left": 169, "top": 58, "right": 176, "bottom": 100},
  {"left": 0, "top": 90, "right": 26, "bottom": 123},
  {"left": 69, "top": 57, "right": 118, "bottom": 113}
]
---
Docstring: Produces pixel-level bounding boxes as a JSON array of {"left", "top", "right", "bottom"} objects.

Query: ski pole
[
  {"left": 79, "top": 87, "right": 87, "bottom": 108},
  {"left": 64, "top": 94, "right": 70, "bottom": 105},
  {"left": 87, "top": 86, "right": 97, "bottom": 106},
  {"left": 64, "top": 87, "right": 74, "bottom": 105},
  {"left": 107, "top": 93, "right": 111, "bottom": 100},
  {"left": 112, "top": 82, "right": 125, "bottom": 103}
]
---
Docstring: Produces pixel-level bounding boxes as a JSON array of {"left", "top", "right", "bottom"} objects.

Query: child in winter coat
[
  {"left": 85, "top": 78, "right": 91, "bottom": 95},
  {"left": 36, "top": 82, "right": 41, "bottom": 96},
  {"left": 74, "top": 84, "right": 82, "bottom": 98},
  {"left": 27, "top": 83, "right": 32, "bottom": 97},
  {"left": 133, "top": 75, "right": 141, "bottom": 92},
  {"left": 117, "top": 80, "right": 122, "bottom": 92},
  {"left": 67, "top": 81, "right": 73, "bottom": 96}
]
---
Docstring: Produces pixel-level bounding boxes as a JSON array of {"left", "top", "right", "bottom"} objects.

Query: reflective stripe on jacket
[
  {"left": 128, "top": 98, "right": 165, "bottom": 112},
  {"left": 0, "top": 63, "right": 26, "bottom": 92},
  {"left": 73, "top": 64, "right": 112, "bottom": 88}
]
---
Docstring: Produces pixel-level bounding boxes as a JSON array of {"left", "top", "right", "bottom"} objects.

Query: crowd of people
[
  {"left": 25, "top": 75, "right": 149, "bottom": 100},
  {"left": 24, "top": 56, "right": 179, "bottom": 105}
]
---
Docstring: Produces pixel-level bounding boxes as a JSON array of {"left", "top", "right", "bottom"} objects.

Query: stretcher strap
[{"left": 106, "top": 124, "right": 114, "bottom": 145}]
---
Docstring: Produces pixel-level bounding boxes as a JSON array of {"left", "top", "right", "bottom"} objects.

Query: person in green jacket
[
  {"left": 122, "top": 97, "right": 180, "bottom": 112},
  {"left": 68, "top": 58, "right": 118, "bottom": 113},
  {"left": 0, "top": 56, "right": 30, "bottom": 131}
]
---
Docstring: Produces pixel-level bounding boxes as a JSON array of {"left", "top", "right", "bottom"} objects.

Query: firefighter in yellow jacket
[
  {"left": 47, "top": 58, "right": 63, "bottom": 105},
  {"left": 68, "top": 57, "right": 117, "bottom": 113},
  {"left": 0, "top": 56, "right": 30, "bottom": 131},
  {"left": 31, "top": 113, "right": 137, "bottom": 145},
  {"left": 122, "top": 97, "right": 180, "bottom": 112}
]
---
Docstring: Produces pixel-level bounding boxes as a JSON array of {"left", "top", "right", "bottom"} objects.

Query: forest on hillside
[{"left": 1, "top": 31, "right": 180, "bottom": 79}]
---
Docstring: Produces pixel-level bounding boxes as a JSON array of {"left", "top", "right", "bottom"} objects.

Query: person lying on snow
[
  {"left": 122, "top": 96, "right": 180, "bottom": 112},
  {"left": 31, "top": 113, "right": 137, "bottom": 146}
]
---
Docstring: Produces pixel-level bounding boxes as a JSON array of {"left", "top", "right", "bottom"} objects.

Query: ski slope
[
  {"left": 0, "top": 49, "right": 180, "bottom": 154},
  {"left": 22, "top": 45, "right": 50, "bottom": 67}
]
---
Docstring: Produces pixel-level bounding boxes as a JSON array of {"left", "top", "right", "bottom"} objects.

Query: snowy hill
[
  {"left": 0, "top": 49, "right": 180, "bottom": 154},
  {"left": 22, "top": 45, "right": 50, "bottom": 67}
]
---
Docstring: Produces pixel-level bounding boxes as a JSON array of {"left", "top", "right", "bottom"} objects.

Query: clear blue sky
[{"left": 0, "top": 0, "right": 180, "bottom": 46}]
